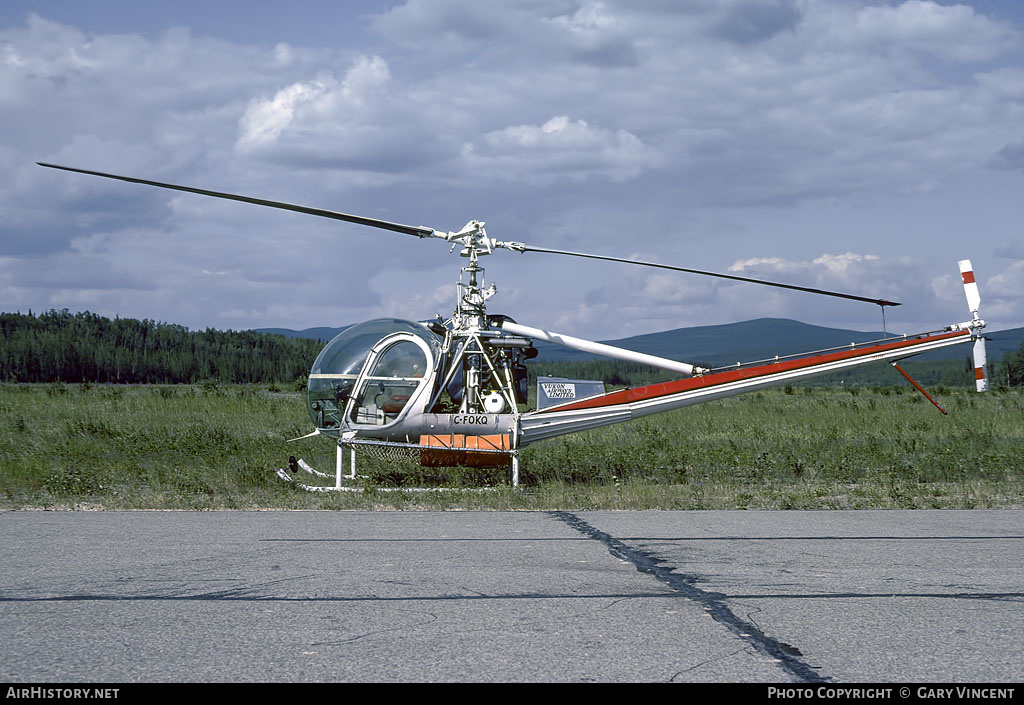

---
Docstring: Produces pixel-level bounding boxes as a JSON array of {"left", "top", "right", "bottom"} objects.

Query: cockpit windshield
[
  {"left": 347, "top": 338, "right": 428, "bottom": 426},
  {"left": 306, "top": 318, "right": 441, "bottom": 433}
]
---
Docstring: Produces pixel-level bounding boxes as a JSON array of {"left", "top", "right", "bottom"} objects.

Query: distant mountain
[
  {"left": 534, "top": 319, "right": 1024, "bottom": 366},
  {"left": 981, "top": 326, "right": 1024, "bottom": 361},
  {"left": 254, "top": 318, "right": 1024, "bottom": 366}
]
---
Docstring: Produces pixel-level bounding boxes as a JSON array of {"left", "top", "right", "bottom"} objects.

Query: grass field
[{"left": 1, "top": 382, "right": 1021, "bottom": 510}]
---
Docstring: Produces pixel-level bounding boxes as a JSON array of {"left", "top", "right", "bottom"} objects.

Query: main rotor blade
[
  {"left": 518, "top": 245, "right": 901, "bottom": 307},
  {"left": 36, "top": 162, "right": 436, "bottom": 239}
]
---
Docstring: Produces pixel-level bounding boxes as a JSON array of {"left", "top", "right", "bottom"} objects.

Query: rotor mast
[
  {"left": 447, "top": 221, "right": 501, "bottom": 414},
  {"left": 448, "top": 220, "right": 495, "bottom": 330}
]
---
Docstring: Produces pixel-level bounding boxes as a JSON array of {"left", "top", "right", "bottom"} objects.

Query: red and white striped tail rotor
[
  {"left": 959, "top": 260, "right": 981, "bottom": 315},
  {"left": 957, "top": 259, "right": 988, "bottom": 392},
  {"left": 972, "top": 337, "right": 988, "bottom": 393}
]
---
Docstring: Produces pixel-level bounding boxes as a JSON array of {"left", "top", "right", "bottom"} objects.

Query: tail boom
[{"left": 520, "top": 329, "right": 971, "bottom": 444}]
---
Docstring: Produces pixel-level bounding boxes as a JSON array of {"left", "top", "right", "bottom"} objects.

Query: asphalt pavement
[{"left": 0, "top": 510, "right": 1021, "bottom": 683}]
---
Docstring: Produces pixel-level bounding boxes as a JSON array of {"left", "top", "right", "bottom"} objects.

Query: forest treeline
[
  {"left": 0, "top": 310, "right": 322, "bottom": 384},
  {"left": 2, "top": 309, "right": 1022, "bottom": 388}
]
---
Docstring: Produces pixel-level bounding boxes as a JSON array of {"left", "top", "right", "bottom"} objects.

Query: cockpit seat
[{"left": 381, "top": 394, "right": 411, "bottom": 414}]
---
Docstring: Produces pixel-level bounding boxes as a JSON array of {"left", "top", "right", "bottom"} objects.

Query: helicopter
[{"left": 37, "top": 162, "right": 989, "bottom": 489}]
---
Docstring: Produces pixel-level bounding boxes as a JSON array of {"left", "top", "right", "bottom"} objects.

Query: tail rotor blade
[
  {"left": 958, "top": 259, "right": 981, "bottom": 314},
  {"left": 957, "top": 259, "right": 988, "bottom": 391},
  {"left": 973, "top": 338, "right": 989, "bottom": 392}
]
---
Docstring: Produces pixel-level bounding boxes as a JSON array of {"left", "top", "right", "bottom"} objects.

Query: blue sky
[{"left": 2, "top": 1, "right": 1022, "bottom": 339}]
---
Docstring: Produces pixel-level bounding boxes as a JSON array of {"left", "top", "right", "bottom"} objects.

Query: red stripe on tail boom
[{"left": 536, "top": 329, "right": 970, "bottom": 414}]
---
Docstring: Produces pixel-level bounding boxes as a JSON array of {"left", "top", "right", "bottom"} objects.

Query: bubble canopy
[{"left": 306, "top": 318, "right": 442, "bottom": 432}]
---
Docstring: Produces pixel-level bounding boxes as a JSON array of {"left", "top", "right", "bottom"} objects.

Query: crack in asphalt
[
  {"left": 549, "top": 511, "right": 830, "bottom": 684},
  {"left": 311, "top": 610, "right": 440, "bottom": 647},
  {"left": 0, "top": 591, "right": 683, "bottom": 603},
  {"left": 669, "top": 645, "right": 754, "bottom": 682}
]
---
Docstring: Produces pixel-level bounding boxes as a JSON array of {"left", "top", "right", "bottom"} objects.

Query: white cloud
[
  {"left": 463, "top": 115, "right": 658, "bottom": 183},
  {"left": 986, "top": 260, "right": 1024, "bottom": 298},
  {"left": 847, "top": 0, "right": 1019, "bottom": 62},
  {"left": 556, "top": 2, "right": 615, "bottom": 34},
  {"left": 237, "top": 55, "right": 392, "bottom": 153},
  {"left": 728, "top": 253, "right": 904, "bottom": 303},
  {"left": 237, "top": 78, "right": 332, "bottom": 149}
]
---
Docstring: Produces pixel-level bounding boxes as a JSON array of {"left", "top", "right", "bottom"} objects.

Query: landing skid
[
  {"left": 273, "top": 454, "right": 354, "bottom": 492},
  {"left": 274, "top": 440, "right": 519, "bottom": 492}
]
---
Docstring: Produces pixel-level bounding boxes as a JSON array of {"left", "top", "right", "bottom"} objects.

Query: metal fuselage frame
[
  {"left": 323, "top": 247, "right": 983, "bottom": 487},
  {"left": 316, "top": 324, "right": 977, "bottom": 489}
]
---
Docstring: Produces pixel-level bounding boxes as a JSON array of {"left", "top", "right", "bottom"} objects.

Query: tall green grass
[
  {"left": 1, "top": 383, "right": 1021, "bottom": 509},
  {"left": 520, "top": 386, "right": 1024, "bottom": 509}
]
